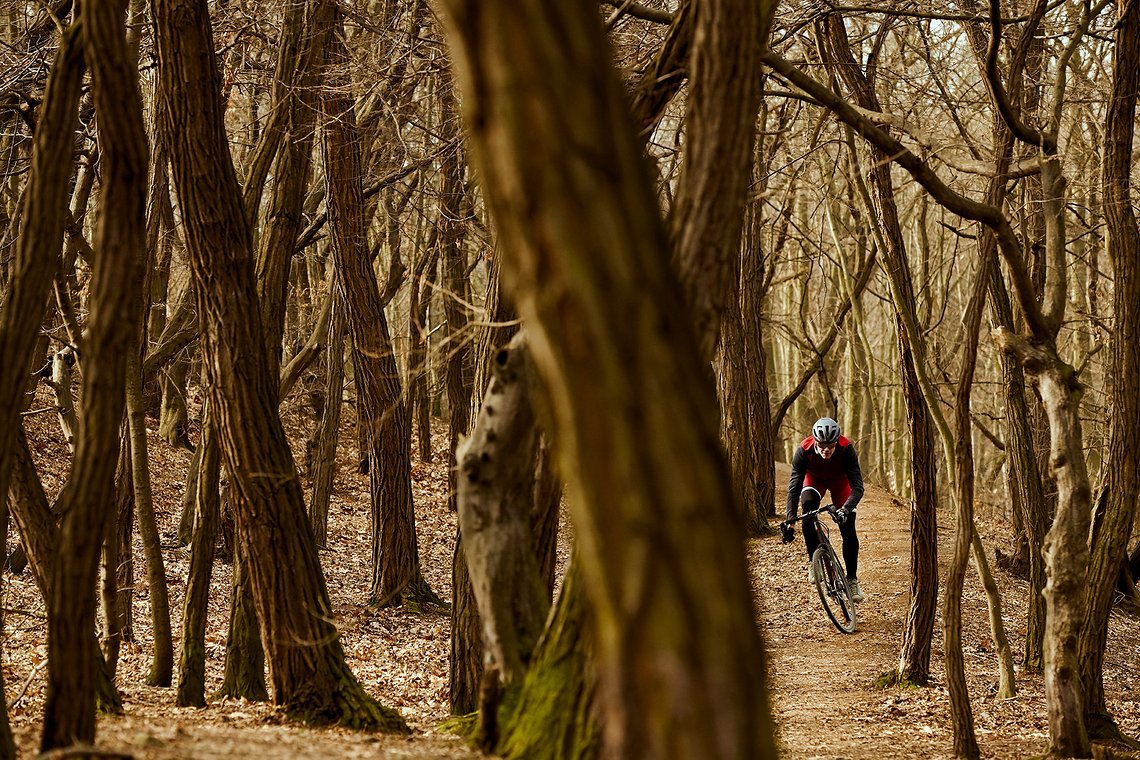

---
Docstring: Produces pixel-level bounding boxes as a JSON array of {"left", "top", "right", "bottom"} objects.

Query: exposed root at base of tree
[
  {"left": 372, "top": 573, "right": 445, "bottom": 610},
  {"left": 875, "top": 669, "right": 928, "bottom": 690},
  {"left": 282, "top": 679, "right": 410, "bottom": 734}
]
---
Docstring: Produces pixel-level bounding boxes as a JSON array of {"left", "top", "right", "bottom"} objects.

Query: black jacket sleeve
[
  {"left": 786, "top": 446, "right": 808, "bottom": 521},
  {"left": 841, "top": 445, "right": 865, "bottom": 511}
]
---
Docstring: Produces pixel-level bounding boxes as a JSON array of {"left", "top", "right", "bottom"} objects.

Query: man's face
[{"left": 816, "top": 441, "right": 837, "bottom": 459}]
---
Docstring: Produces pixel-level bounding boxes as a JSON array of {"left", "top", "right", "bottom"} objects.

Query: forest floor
[{"left": 6, "top": 397, "right": 1140, "bottom": 758}]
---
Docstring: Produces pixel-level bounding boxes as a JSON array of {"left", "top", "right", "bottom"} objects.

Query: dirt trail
[{"left": 754, "top": 464, "right": 1140, "bottom": 759}]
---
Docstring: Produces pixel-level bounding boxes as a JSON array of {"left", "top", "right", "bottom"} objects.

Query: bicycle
[{"left": 780, "top": 504, "right": 857, "bottom": 634}]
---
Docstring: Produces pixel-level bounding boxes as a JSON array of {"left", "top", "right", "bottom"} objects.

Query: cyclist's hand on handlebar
[
  {"left": 779, "top": 522, "right": 795, "bottom": 544},
  {"left": 835, "top": 506, "right": 850, "bottom": 525}
]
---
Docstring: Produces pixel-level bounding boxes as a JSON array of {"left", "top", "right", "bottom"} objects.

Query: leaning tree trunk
[
  {"left": 437, "top": 0, "right": 779, "bottom": 755},
  {"left": 1079, "top": 0, "right": 1140, "bottom": 738},
  {"left": 152, "top": 0, "right": 407, "bottom": 730},
  {"left": 320, "top": 11, "right": 437, "bottom": 609},
  {"left": 819, "top": 18, "right": 940, "bottom": 687},
  {"left": 309, "top": 294, "right": 346, "bottom": 549},
  {"left": 43, "top": 0, "right": 148, "bottom": 749}
]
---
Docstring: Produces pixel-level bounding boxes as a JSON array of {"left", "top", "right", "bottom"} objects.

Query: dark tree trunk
[
  {"left": 308, "top": 294, "right": 345, "bottom": 549},
  {"left": 407, "top": 243, "right": 439, "bottom": 464},
  {"left": 215, "top": 539, "right": 268, "bottom": 702},
  {"left": 820, "top": 17, "right": 939, "bottom": 687},
  {"left": 321, "top": 11, "right": 436, "bottom": 609},
  {"left": 437, "top": 0, "right": 778, "bottom": 754},
  {"left": 1079, "top": 0, "right": 1140, "bottom": 738},
  {"left": 43, "top": 0, "right": 148, "bottom": 748},
  {"left": 176, "top": 400, "right": 221, "bottom": 707},
  {"left": 152, "top": 0, "right": 406, "bottom": 729}
]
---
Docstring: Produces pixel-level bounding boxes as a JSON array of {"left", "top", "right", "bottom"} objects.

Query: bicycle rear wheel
[{"left": 812, "top": 546, "right": 857, "bottom": 633}]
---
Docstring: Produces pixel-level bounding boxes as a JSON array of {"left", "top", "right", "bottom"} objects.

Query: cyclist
[{"left": 780, "top": 416, "right": 866, "bottom": 602}]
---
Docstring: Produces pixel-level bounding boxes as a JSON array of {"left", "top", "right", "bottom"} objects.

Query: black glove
[
  {"left": 835, "top": 507, "right": 850, "bottom": 526},
  {"left": 779, "top": 522, "right": 795, "bottom": 544}
]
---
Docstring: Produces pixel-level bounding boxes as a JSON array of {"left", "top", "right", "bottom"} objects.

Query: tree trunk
[
  {"left": 1079, "top": 0, "right": 1140, "bottom": 737},
  {"left": 215, "top": 538, "right": 268, "bottom": 702},
  {"left": 531, "top": 436, "right": 562, "bottom": 597},
  {"left": 126, "top": 347, "right": 174, "bottom": 686},
  {"left": 944, "top": 252, "right": 991, "bottom": 760},
  {"left": 457, "top": 335, "right": 550, "bottom": 683},
  {"left": 153, "top": 0, "right": 406, "bottom": 730},
  {"left": 320, "top": 11, "right": 436, "bottom": 609},
  {"left": 176, "top": 400, "right": 220, "bottom": 707},
  {"left": 495, "top": 558, "right": 597, "bottom": 760},
  {"left": 819, "top": 18, "right": 939, "bottom": 687},
  {"left": 308, "top": 294, "right": 345, "bottom": 549},
  {"left": 437, "top": 0, "right": 779, "bottom": 754},
  {"left": 43, "top": 0, "right": 147, "bottom": 748}
]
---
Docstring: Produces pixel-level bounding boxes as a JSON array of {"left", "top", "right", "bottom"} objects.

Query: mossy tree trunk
[
  {"left": 496, "top": 559, "right": 597, "bottom": 760},
  {"left": 437, "top": 0, "right": 779, "bottom": 754},
  {"left": 153, "top": 0, "right": 406, "bottom": 730}
]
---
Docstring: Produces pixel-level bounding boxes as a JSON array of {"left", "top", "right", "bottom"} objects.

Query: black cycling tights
[{"left": 800, "top": 491, "right": 860, "bottom": 580}]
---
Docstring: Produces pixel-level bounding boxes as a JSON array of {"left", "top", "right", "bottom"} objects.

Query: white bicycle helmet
[{"left": 812, "top": 417, "right": 841, "bottom": 445}]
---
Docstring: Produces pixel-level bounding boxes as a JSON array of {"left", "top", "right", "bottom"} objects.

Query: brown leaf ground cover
[{"left": 6, "top": 398, "right": 1140, "bottom": 758}]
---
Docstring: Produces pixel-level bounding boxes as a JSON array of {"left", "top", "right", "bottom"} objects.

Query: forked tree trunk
[
  {"left": 437, "top": 0, "right": 778, "bottom": 754},
  {"left": 1079, "top": 0, "right": 1140, "bottom": 737},
  {"left": 153, "top": 0, "right": 406, "bottom": 730},
  {"left": 944, "top": 253, "right": 991, "bottom": 760},
  {"left": 321, "top": 11, "right": 437, "bottom": 609},
  {"left": 43, "top": 0, "right": 147, "bottom": 748}
]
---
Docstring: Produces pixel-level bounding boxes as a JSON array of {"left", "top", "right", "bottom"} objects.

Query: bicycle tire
[{"left": 812, "top": 545, "right": 857, "bottom": 633}]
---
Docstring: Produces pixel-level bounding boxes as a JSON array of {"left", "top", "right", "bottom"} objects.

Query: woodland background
[{"left": 1, "top": 0, "right": 1139, "bottom": 758}]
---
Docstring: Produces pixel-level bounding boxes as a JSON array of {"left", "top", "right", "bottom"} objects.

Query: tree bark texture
[
  {"left": 669, "top": 0, "right": 769, "bottom": 363},
  {"left": 176, "top": 400, "right": 221, "bottom": 707},
  {"left": 0, "top": 16, "right": 83, "bottom": 572},
  {"left": 1079, "top": 0, "right": 1140, "bottom": 734},
  {"left": 43, "top": 0, "right": 147, "bottom": 748},
  {"left": 457, "top": 334, "right": 550, "bottom": 683},
  {"left": 216, "top": 540, "right": 269, "bottom": 702},
  {"left": 820, "top": 17, "right": 939, "bottom": 687},
  {"left": 438, "top": 1, "right": 778, "bottom": 756},
  {"left": 152, "top": 0, "right": 406, "bottom": 730},
  {"left": 320, "top": 12, "right": 434, "bottom": 609},
  {"left": 496, "top": 559, "right": 598, "bottom": 760}
]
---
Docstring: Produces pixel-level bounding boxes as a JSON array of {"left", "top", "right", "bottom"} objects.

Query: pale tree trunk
[
  {"left": 437, "top": 0, "right": 778, "bottom": 755},
  {"left": 1078, "top": 0, "right": 1140, "bottom": 739},
  {"left": 320, "top": 10, "right": 437, "bottom": 608},
  {"left": 152, "top": 0, "right": 406, "bottom": 729},
  {"left": 456, "top": 334, "right": 549, "bottom": 683},
  {"left": 43, "top": 0, "right": 147, "bottom": 749}
]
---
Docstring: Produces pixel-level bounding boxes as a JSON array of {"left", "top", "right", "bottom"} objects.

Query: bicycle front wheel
[{"left": 812, "top": 546, "right": 857, "bottom": 633}]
